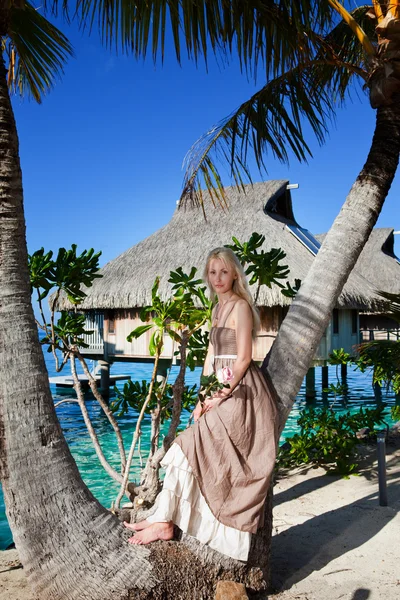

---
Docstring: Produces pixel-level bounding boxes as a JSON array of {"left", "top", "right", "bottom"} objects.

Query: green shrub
[{"left": 278, "top": 405, "right": 387, "bottom": 477}]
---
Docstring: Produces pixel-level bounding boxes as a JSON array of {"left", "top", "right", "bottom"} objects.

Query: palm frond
[
  {"left": 180, "top": 4, "right": 376, "bottom": 208},
  {"left": 326, "top": 0, "right": 375, "bottom": 55},
  {"left": 52, "top": 0, "right": 335, "bottom": 78},
  {"left": 317, "top": 5, "right": 377, "bottom": 98},
  {"left": 7, "top": 2, "right": 73, "bottom": 103},
  {"left": 181, "top": 60, "right": 337, "bottom": 208}
]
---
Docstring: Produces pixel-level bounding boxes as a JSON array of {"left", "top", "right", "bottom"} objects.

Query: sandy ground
[
  {"left": 270, "top": 436, "right": 400, "bottom": 600},
  {"left": 0, "top": 438, "right": 399, "bottom": 600}
]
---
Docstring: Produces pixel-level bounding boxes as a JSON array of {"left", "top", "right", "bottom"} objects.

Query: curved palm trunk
[
  {"left": 265, "top": 102, "right": 400, "bottom": 431},
  {"left": 0, "top": 60, "right": 265, "bottom": 596},
  {"left": 0, "top": 58, "right": 157, "bottom": 599}
]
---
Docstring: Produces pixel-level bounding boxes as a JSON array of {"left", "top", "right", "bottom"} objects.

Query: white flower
[{"left": 216, "top": 366, "right": 234, "bottom": 384}]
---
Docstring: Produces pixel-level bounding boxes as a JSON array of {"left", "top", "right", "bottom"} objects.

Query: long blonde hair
[{"left": 203, "top": 247, "right": 260, "bottom": 336}]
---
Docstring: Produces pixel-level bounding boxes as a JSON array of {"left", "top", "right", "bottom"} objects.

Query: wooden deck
[{"left": 49, "top": 374, "right": 131, "bottom": 388}]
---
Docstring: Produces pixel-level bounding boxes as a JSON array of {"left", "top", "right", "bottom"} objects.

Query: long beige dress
[{"left": 147, "top": 300, "right": 278, "bottom": 561}]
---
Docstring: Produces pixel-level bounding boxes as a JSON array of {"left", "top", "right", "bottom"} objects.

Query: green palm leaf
[
  {"left": 180, "top": 4, "right": 375, "bottom": 208},
  {"left": 181, "top": 60, "right": 336, "bottom": 207},
  {"left": 6, "top": 2, "right": 73, "bottom": 103},
  {"left": 61, "top": 0, "right": 334, "bottom": 77},
  {"left": 313, "top": 5, "right": 376, "bottom": 98}
]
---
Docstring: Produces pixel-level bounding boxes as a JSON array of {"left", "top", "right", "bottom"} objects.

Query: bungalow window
[
  {"left": 286, "top": 224, "right": 321, "bottom": 256},
  {"left": 332, "top": 309, "right": 339, "bottom": 335},
  {"left": 108, "top": 317, "right": 116, "bottom": 334},
  {"left": 352, "top": 310, "right": 358, "bottom": 334}
]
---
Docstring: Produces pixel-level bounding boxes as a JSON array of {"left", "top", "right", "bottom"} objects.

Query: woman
[{"left": 124, "top": 247, "right": 278, "bottom": 561}]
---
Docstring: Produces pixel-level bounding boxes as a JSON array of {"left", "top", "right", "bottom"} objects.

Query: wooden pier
[{"left": 49, "top": 374, "right": 131, "bottom": 389}]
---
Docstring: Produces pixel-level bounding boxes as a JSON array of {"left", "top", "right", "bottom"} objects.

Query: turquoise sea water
[{"left": 0, "top": 341, "right": 398, "bottom": 550}]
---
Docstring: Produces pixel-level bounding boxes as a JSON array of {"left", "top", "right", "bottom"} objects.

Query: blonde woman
[{"left": 124, "top": 247, "right": 278, "bottom": 561}]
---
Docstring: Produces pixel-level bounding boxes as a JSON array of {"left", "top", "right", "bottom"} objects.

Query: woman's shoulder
[
  {"left": 233, "top": 297, "right": 253, "bottom": 319},
  {"left": 234, "top": 297, "right": 252, "bottom": 310}
]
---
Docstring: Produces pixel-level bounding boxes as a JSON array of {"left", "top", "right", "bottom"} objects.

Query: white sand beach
[
  {"left": 271, "top": 436, "right": 400, "bottom": 600},
  {"left": 1, "top": 436, "right": 399, "bottom": 600}
]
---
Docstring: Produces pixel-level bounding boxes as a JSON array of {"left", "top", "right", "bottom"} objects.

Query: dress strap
[{"left": 218, "top": 300, "right": 237, "bottom": 328}]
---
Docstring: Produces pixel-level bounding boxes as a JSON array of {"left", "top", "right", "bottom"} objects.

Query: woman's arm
[
  {"left": 202, "top": 305, "right": 216, "bottom": 377},
  {"left": 193, "top": 330, "right": 215, "bottom": 421},
  {"left": 202, "top": 341, "right": 214, "bottom": 376}
]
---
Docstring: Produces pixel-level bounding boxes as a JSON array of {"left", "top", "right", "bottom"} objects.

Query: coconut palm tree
[
  {"left": 1, "top": 1, "right": 399, "bottom": 599},
  {"left": 180, "top": 0, "right": 400, "bottom": 432}
]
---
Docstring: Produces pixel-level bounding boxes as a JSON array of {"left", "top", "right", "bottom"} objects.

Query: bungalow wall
[
  {"left": 330, "top": 309, "right": 360, "bottom": 357},
  {"left": 84, "top": 307, "right": 286, "bottom": 362},
  {"left": 103, "top": 309, "right": 175, "bottom": 360},
  {"left": 80, "top": 306, "right": 361, "bottom": 365}
]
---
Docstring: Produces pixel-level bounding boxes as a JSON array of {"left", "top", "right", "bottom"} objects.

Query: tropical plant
[
  {"left": 322, "top": 348, "right": 353, "bottom": 403},
  {"left": 118, "top": 267, "right": 212, "bottom": 512},
  {"left": 392, "top": 405, "right": 400, "bottom": 421},
  {"left": 356, "top": 339, "right": 400, "bottom": 395},
  {"left": 2, "top": 1, "right": 400, "bottom": 599},
  {"left": 111, "top": 379, "right": 198, "bottom": 422},
  {"left": 278, "top": 404, "right": 388, "bottom": 476},
  {"left": 226, "top": 232, "right": 297, "bottom": 302},
  {"left": 353, "top": 291, "right": 400, "bottom": 405},
  {"left": 29, "top": 246, "right": 128, "bottom": 484}
]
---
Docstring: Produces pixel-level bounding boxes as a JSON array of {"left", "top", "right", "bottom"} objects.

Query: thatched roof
[
  {"left": 57, "top": 181, "right": 380, "bottom": 311},
  {"left": 316, "top": 228, "right": 400, "bottom": 296}
]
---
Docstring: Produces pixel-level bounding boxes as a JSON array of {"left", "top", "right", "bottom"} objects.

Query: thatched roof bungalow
[
  {"left": 59, "top": 180, "right": 380, "bottom": 367},
  {"left": 318, "top": 229, "right": 400, "bottom": 341}
]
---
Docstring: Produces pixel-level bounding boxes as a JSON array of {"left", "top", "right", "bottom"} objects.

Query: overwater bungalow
[
  {"left": 317, "top": 228, "right": 400, "bottom": 342},
  {"left": 56, "top": 180, "right": 380, "bottom": 391},
  {"left": 353, "top": 228, "right": 400, "bottom": 341}
]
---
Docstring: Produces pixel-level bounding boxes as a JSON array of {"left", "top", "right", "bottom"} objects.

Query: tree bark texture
[
  {"left": 0, "top": 58, "right": 157, "bottom": 599},
  {"left": 266, "top": 101, "right": 400, "bottom": 432}
]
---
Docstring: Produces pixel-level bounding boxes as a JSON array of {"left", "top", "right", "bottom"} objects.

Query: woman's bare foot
[
  {"left": 127, "top": 522, "right": 174, "bottom": 545},
  {"left": 124, "top": 520, "right": 151, "bottom": 532}
]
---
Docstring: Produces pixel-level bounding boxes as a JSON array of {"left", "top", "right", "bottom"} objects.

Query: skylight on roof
[{"left": 287, "top": 224, "right": 321, "bottom": 256}]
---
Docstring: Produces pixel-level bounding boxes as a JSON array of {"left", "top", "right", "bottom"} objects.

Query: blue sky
[{"left": 12, "top": 12, "right": 399, "bottom": 273}]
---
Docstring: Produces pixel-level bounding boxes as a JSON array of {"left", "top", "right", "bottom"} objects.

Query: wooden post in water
[
  {"left": 157, "top": 359, "right": 170, "bottom": 381},
  {"left": 98, "top": 360, "right": 110, "bottom": 398},
  {"left": 305, "top": 367, "right": 316, "bottom": 399},
  {"left": 341, "top": 363, "right": 347, "bottom": 380},
  {"left": 373, "top": 381, "right": 383, "bottom": 402},
  {"left": 321, "top": 365, "right": 329, "bottom": 391}
]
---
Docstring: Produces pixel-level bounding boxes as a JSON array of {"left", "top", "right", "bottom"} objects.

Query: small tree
[
  {"left": 29, "top": 246, "right": 128, "bottom": 484},
  {"left": 114, "top": 268, "right": 213, "bottom": 511}
]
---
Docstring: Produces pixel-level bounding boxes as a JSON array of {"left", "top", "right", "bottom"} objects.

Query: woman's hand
[
  {"left": 203, "top": 397, "right": 221, "bottom": 413},
  {"left": 212, "top": 388, "right": 231, "bottom": 401},
  {"left": 193, "top": 401, "right": 203, "bottom": 422},
  {"left": 203, "top": 390, "right": 230, "bottom": 413}
]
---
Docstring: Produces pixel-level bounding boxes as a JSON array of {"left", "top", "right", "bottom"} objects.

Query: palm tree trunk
[
  {"left": 0, "top": 57, "right": 156, "bottom": 599},
  {"left": 265, "top": 101, "right": 400, "bottom": 431}
]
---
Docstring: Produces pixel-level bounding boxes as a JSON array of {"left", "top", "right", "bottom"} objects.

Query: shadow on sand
[{"left": 271, "top": 447, "right": 400, "bottom": 592}]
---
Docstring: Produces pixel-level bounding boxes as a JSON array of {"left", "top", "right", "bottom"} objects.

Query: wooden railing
[
  {"left": 360, "top": 328, "right": 400, "bottom": 342},
  {"left": 81, "top": 312, "right": 104, "bottom": 353}
]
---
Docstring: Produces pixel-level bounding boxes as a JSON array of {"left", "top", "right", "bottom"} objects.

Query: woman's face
[{"left": 208, "top": 258, "right": 236, "bottom": 295}]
